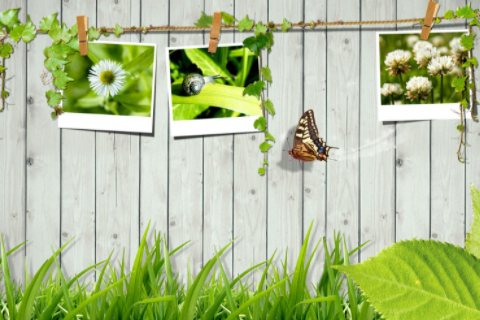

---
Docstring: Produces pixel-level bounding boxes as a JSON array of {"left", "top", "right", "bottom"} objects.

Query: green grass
[{"left": 0, "top": 222, "right": 379, "bottom": 320}]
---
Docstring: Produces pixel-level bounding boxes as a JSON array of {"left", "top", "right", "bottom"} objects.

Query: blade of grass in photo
[
  {"left": 123, "top": 46, "right": 155, "bottom": 73},
  {"left": 184, "top": 48, "right": 235, "bottom": 85},
  {"left": 173, "top": 103, "right": 210, "bottom": 121},
  {"left": 235, "top": 48, "right": 254, "bottom": 87},
  {"left": 172, "top": 84, "right": 262, "bottom": 117}
]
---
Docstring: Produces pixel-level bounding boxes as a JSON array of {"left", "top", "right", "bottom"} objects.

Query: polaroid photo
[
  {"left": 58, "top": 41, "right": 157, "bottom": 133},
  {"left": 377, "top": 29, "right": 472, "bottom": 121},
  {"left": 166, "top": 43, "right": 262, "bottom": 137}
]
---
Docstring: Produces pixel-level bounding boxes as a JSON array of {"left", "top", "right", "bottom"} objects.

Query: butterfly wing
[{"left": 293, "top": 109, "right": 332, "bottom": 160}]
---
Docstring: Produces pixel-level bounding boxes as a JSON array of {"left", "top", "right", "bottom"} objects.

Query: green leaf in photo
[
  {"left": 184, "top": 48, "right": 234, "bottom": 84},
  {"left": 243, "top": 80, "right": 266, "bottom": 100},
  {"left": 52, "top": 69, "right": 74, "bottom": 90},
  {"left": 0, "top": 8, "right": 20, "bottom": 32},
  {"left": 264, "top": 98, "right": 275, "bottom": 115},
  {"left": 470, "top": 17, "right": 480, "bottom": 27},
  {"left": 460, "top": 34, "right": 475, "bottom": 50},
  {"left": 254, "top": 21, "right": 267, "bottom": 36},
  {"left": 258, "top": 167, "right": 265, "bottom": 175},
  {"left": 281, "top": 18, "right": 292, "bottom": 32},
  {"left": 463, "top": 56, "right": 478, "bottom": 67},
  {"left": 122, "top": 46, "right": 155, "bottom": 73},
  {"left": 46, "top": 90, "right": 64, "bottom": 107},
  {"left": 243, "top": 35, "right": 269, "bottom": 56},
  {"left": 452, "top": 76, "right": 467, "bottom": 92},
  {"left": 238, "top": 15, "right": 254, "bottom": 32},
  {"left": 456, "top": 3, "right": 477, "bottom": 19},
  {"left": 259, "top": 141, "right": 272, "bottom": 152},
  {"left": 194, "top": 12, "right": 213, "bottom": 28},
  {"left": 44, "top": 46, "right": 69, "bottom": 70},
  {"left": 49, "top": 22, "right": 72, "bottom": 44},
  {"left": 261, "top": 66, "right": 272, "bottom": 82},
  {"left": 221, "top": 12, "right": 237, "bottom": 26},
  {"left": 444, "top": 10, "right": 455, "bottom": 19},
  {"left": 114, "top": 23, "right": 124, "bottom": 37},
  {"left": 253, "top": 116, "right": 266, "bottom": 132},
  {"left": 266, "top": 131, "right": 275, "bottom": 142},
  {"left": 39, "top": 12, "right": 58, "bottom": 33},
  {"left": 0, "top": 43, "right": 13, "bottom": 59},
  {"left": 70, "top": 23, "right": 78, "bottom": 37},
  {"left": 466, "top": 184, "right": 480, "bottom": 259},
  {"left": 87, "top": 26, "right": 100, "bottom": 41},
  {"left": 10, "top": 15, "right": 36, "bottom": 43},
  {"left": 172, "top": 103, "right": 209, "bottom": 121}
]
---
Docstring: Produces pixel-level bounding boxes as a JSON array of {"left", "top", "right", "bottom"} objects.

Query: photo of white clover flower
[{"left": 379, "top": 31, "right": 469, "bottom": 106}]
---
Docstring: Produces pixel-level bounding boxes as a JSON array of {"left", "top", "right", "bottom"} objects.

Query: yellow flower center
[{"left": 100, "top": 71, "right": 115, "bottom": 85}]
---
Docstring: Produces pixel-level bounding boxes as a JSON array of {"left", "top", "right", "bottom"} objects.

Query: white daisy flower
[
  {"left": 385, "top": 50, "right": 411, "bottom": 76},
  {"left": 406, "top": 35, "right": 419, "bottom": 47},
  {"left": 415, "top": 47, "right": 439, "bottom": 68},
  {"left": 406, "top": 76, "right": 432, "bottom": 101},
  {"left": 88, "top": 60, "right": 126, "bottom": 97},
  {"left": 380, "top": 83, "right": 403, "bottom": 97},
  {"left": 413, "top": 41, "right": 433, "bottom": 55},
  {"left": 431, "top": 36, "right": 445, "bottom": 47},
  {"left": 427, "top": 56, "right": 454, "bottom": 76}
]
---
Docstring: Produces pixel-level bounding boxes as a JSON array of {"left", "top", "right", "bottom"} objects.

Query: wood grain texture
[
  {"left": 359, "top": 0, "right": 396, "bottom": 261},
  {"left": 96, "top": 0, "right": 140, "bottom": 270},
  {"left": 0, "top": 0, "right": 26, "bottom": 282}
]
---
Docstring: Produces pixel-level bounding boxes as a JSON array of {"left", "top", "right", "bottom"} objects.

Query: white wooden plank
[
  {"left": 0, "top": 0, "right": 26, "bottom": 282},
  {"left": 233, "top": 0, "right": 267, "bottom": 285},
  {"left": 168, "top": 0, "right": 204, "bottom": 281},
  {"left": 140, "top": 0, "right": 169, "bottom": 245},
  {"left": 96, "top": 0, "right": 140, "bottom": 270},
  {"left": 268, "top": 0, "right": 303, "bottom": 272},
  {"left": 395, "top": 1, "right": 430, "bottom": 241},
  {"left": 359, "top": 0, "right": 396, "bottom": 261},
  {"left": 304, "top": 0, "right": 327, "bottom": 281},
  {"left": 430, "top": 0, "right": 466, "bottom": 247},
  {"left": 60, "top": 0, "right": 96, "bottom": 281},
  {"left": 326, "top": 0, "right": 360, "bottom": 260},
  {"left": 26, "top": 0, "right": 61, "bottom": 273}
]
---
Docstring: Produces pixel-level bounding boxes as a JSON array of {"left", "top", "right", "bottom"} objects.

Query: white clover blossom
[
  {"left": 406, "top": 76, "right": 433, "bottom": 101},
  {"left": 414, "top": 48, "right": 439, "bottom": 68},
  {"left": 380, "top": 83, "right": 403, "bottom": 97},
  {"left": 413, "top": 41, "right": 433, "bottom": 55},
  {"left": 438, "top": 46, "right": 449, "bottom": 55},
  {"left": 88, "top": 60, "right": 126, "bottom": 97},
  {"left": 384, "top": 50, "right": 412, "bottom": 76},
  {"left": 449, "top": 37, "right": 461, "bottom": 48},
  {"left": 451, "top": 43, "right": 468, "bottom": 65},
  {"left": 431, "top": 36, "right": 445, "bottom": 47},
  {"left": 427, "top": 56, "right": 454, "bottom": 76},
  {"left": 450, "top": 65, "right": 463, "bottom": 77},
  {"left": 406, "top": 35, "right": 419, "bottom": 47}
]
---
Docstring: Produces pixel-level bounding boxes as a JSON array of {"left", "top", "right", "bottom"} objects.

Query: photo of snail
[
  {"left": 58, "top": 41, "right": 156, "bottom": 133},
  {"left": 376, "top": 30, "right": 472, "bottom": 121},
  {"left": 166, "top": 43, "right": 263, "bottom": 137}
]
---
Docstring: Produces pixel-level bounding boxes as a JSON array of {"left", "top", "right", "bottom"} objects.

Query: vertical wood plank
[
  {"left": 233, "top": 0, "right": 267, "bottom": 284},
  {"left": 326, "top": 0, "right": 360, "bottom": 259},
  {"left": 395, "top": 0, "right": 430, "bottom": 242},
  {"left": 168, "top": 0, "right": 204, "bottom": 280},
  {"left": 268, "top": 0, "right": 303, "bottom": 271},
  {"left": 360, "top": 0, "right": 396, "bottom": 260},
  {"left": 0, "top": 0, "right": 26, "bottom": 282},
  {"left": 96, "top": 0, "right": 140, "bottom": 269},
  {"left": 60, "top": 0, "right": 96, "bottom": 281},
  {"left": 304, "top": 0, "right": 327, "bottom": 281},
  {"left": 140, "top": 0, "right": 169, "bottom": 244},
  {"left": 26, "top": 0, "right": 61, "bottom": 272},
  {"left": 202, "top": 0, "right": 234, "bottom": 277}
]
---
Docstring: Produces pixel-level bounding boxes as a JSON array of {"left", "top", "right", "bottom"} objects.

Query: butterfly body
[{"left": 288, "top": 109, "right": 335, "bottom": 162}]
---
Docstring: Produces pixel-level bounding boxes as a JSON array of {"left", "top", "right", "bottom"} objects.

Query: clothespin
[
  {"left": 420, "top": 1, "right": 440, "bottom": 40},
  {"left": 76, "top": 15, "right": 88, "bottom": 56},
  {"left": 208, "top": 12, "right": 222, "bottom": 53}
]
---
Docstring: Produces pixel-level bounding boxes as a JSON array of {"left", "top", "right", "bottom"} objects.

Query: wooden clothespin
[
  {"left": 208, "top": 12, "right": 222, "bottom": 53},
  {"left": 76, "top": 15, "right": 88, "bottom": 56},
  {"left": 420, "top": 1, "right": 440, "bottom": 40}
]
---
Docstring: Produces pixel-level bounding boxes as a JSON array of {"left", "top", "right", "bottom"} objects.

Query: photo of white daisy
[{"left": 88, "top": 60, "right": 126, "bottom": 97}]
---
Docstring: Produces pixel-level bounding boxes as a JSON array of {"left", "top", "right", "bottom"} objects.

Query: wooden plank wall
[{"left": 1, "top": 0, "right": 478, "bottom": 285}]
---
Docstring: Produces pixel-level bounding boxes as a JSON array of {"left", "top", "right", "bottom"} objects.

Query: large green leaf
[
  {"left": 0, "top": 8, "right": 20, "bottom": 32},
  {"left": 184, "top": 48, "right": 234, "bottom": 85},
  {"left": 335, "top": 240, "right": 480, "bottom": 320},
  {"left": 172, "top": 83, "right": 261, "bottom": 117},
  {"left": 467, "top": 184, "right": 480, "bottom": 259}
]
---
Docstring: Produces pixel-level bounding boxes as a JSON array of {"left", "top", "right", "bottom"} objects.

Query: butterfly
[{"left": 288, "top": 109, "right": 336, "bottom": 162}]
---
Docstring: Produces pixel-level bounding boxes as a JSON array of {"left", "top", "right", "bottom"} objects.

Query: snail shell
[{"left": 182, "top": 73, "right": 221, "bottom": 96}]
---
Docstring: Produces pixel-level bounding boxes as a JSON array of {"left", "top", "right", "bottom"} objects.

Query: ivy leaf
[
  {"left": 265, "top": 32, "right": 274, "bottom": 52},
  {"left": 470, "top": 17, "right": 480, "bottom": 27},
  {"left": 0, "top": 66, "right": 6, "bottom": 72},
  {"left": 264, "top": 98, "right": 275, "bottom": 115},
  {"left": 444, "top": 10, "right": 455, "bottom": 19},
  {"left": 434, "top": 17, "right": 441, "bottom": 24},
  {"left": 114, "top": 23, "right": 124, "bottom": 37},
  {"left": 463, "top": 56, "right": 478, "bottom": 68},
  {"left": 253, "top": 116, "right": 266, "bottom": 132},
  {"left": 281, "top": 18, "right": 292, "bottom": 32},
  {"left": 243, "top": 80, "right": 266, "bottom": 100},
  {"left": 44, "top": 46, "right": 70, "bottom": 70},
  {"left": 194, "top": 12, "right": 213, "bottom": 28},
  {"left": 70, "top": 23, "right": 78, "bottom": 37},
  {"left": 39, "top": 12, "right": 58, "bottom": 33},
  {"left": 456, "top": 3, "right": 477, "bottom": 19},
  {"left": 52, "top": 69, "right": 74, "bottom": 90},
  {"left": 259, "top": 142, "right": 272, "bottom": 152},
  {"left": 263, "top": 159, "right": 269, "bottom": 165},
  {"left": 266, "top": 131, "right": 275, "bottom": 142},
  {"left": 468, "top": 82, "right": 476, "bottom": 90},
  {"left": 0, "top": 43, "right": 13, "bottom": 59},
  {"left": 2, "top": 90, "right": 8, "bottom": 98},
  {"left": 457, "top": 124, "right": 464, "bottom": 131},
  {"left": 49, "top": 22, "right": 72, "bottom": 44},
  {"left": 51, "top": 43, "right": 75, "bottom": 58},
  {"left": 243, "top": 35, "right": 269, "bottom": 56},
  {"left": 87, "top": 26, "right": 100, "bottom": 41},
  {"left": 10, "top": 15, "right": 36, "bottom": 43},
  {"left": 460, "top": 34, "right": 475, "bottom": 50},
  {"left": 238, "top": 15, "right": 253, "bottom": 32},
  {"left": 452, "top": 76, "right": 467, "bottom": 92},
  {"left": 460, "top": 98, "right": 469, "bottom": 109},
  {"left": 51, "top": 111, "right": 56, "bottom": 119},
  {"left": 0, "top": 8, "right": 20, "bottom": 33},
  {"left": 261, "top": 66, "right": 272, "bottom": 82},
  {"left": 221, "top": 12, "right": 237, "bottom": 25},
  {"left": 466, "top": 184, "right": 480, "bottom": 259},
  {"left": 45, "top": 90, "right": 64, "bottom": 107},
  {"left": 254, "top": 21, "right": 267, "bottom": 36},
  {"left": 258, "top": 167, "right": 265, "bottom": 175}
]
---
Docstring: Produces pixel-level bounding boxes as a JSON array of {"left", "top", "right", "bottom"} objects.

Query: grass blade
[{"left": 1, "top": 235, "right": 16, "bottom": 320}]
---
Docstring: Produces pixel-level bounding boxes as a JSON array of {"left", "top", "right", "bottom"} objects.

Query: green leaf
[
  {"left": 266, "top": 131, "right": 275, "bottom": 142},
  {"left": 39, "top": 12, "right": 58, "bottom": 33},
  {"left": 122, "top": 46, "right": 155, "bottom": 73},
  {"left": 263, "top": 159, "right": 269, "bottom": 165},
  {"left": 261, "top": 66, "right": 272, "bottom": 82},
  {"left": 52, "top": 69, "right": 74, "bottom": 90},
  {"left": 444, "top": 10, "right": 455, "bottom": 19},
  {"left": 259, "top": 142, "right": 272, "bottom": 152},
  {"left": 258, "top": 167, "right": 265, "bottom": 175},
  {"left": 46, "top": 90, "right": 64, "bottom": 107},
  {"left": 457, "top": 124, "right": 464, "bottom": 131},
  {"left": 49, "top": 22, "right": 72, "bottom": 44},
  {"left": 0, "top": 43, "right": 13, "bottom": 58},
  {"left": 51, "top": 43, "right": 75, "bottom": 58},
  {"left": 194, "top": 12, "right": 213, "bottom": 28},
  {"left": 2, "top": 90, "right": 8, "bottom": 98},
  {"left": 114, "top": 23, "right": 124, "bottom": 37},
  {"left": 183, "top": 48, "right": 234, "bottom": 84},
  {"left": 335, "top": 240, "right": 480, "bottom": 320},
  {"left": 254, "top": 21, "right": 267, "bottom": 36},
  {"left": 266, "top": 32, "right": 274, "bottom": 52},
  {"left": 0, "top": 8, "right": 20, "bottom": 32},
  {"left": 221, "top": 12, "right": 237, "bottom": 25},
  {"left": 69, "top": 23, "right": 78, "bottom": 37},
  {"left": 51, "top": 111, "right": 56, "bottom": 119},
  {"left": 238, "top": 15, "right": 254, "bottom": 32},
  {"left": 87, "top": 26, "right": 100, "bottom": 41},
  {"left": 44, "top": 46, "right": 70, "bottom": 70},
  {"left": 461, "top": 34, "right": 476, "bottom": 50},
  {"left": 470, "top": 17, "right": 480, "bottom": 27},
  {"left": 264, "top": 98, "right": 275, "bottom": 115},
  {"left": 463, "top": 56, "right": 478, "bottom": 67},
  {"left": 253, "top": 116, "right": 266, "bottom": 132},
  {"left": 456, "top": 3, "right": 477, "bottom": 19},
  {"left": 461, "top": 99, "right": 469, "bottom": 108},
  {"left": 243, "top": 80, "right": 266, "bottom": 100},
  {"left": 452, "top": 76, "right": 468, "bottom": 92},
  {"left": 243, "top": 35, "right": 269, "bottom": 56},
  {"left": 435, "top": 17, "right": 441, "bottom": 24},
  {"left": 0, "top": 66, "right": 6, "bottom": 73},
  {"left": 281, "top": 18, "right": 292, "bottom": 32},
  {"left": 467, "top": 184, "right": 480, "bottom": 259},
  {"left": 10, "top": 15, "right": 36, "bottom": 43}
]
